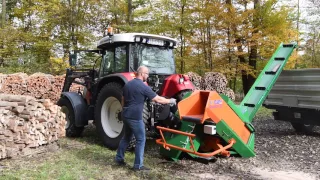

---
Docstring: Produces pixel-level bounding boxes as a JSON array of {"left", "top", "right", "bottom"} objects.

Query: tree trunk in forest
[
  {"left": 1, "top": 0, "right": 5, "bottom": 28},
  {"left": 0, "top": 0, "right": 5, "bottom": 67},
  {"left": 179, "top": 1, "right": 186, "bottom": 73},
  {"left": 226, "top": 0, "right": 233, "bottom": 87},
  {"left": 127, "top": 0, "right": 133, "bottom": 26},
  {"left": 247, "top": 0, "right": 260, "bottom": 93},
  {"left": 236, "top": 39, "right": 249, "bottom": 94},
  {"left": 206, "top": 19, "right": 213, "bottom": 71}
]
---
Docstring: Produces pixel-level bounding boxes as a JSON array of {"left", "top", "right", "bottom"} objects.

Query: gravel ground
[
  {"left": 145, "top": 117, "right": 320, "bottom": 180},
  {"left": 5, "top": 116, "right": 318, "bottom": 180}
]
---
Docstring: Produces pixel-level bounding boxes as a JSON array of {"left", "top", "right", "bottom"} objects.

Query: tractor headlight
[
  {"left": 134, "top": 36, "right": 141, "bottom": 42},
  {"left": 179, "top": 77, "right": 184, "bottom": 84}
]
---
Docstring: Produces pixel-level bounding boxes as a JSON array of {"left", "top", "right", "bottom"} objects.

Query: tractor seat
[{"left": 181, "top": 115, "right": 204, "bottom": 124}]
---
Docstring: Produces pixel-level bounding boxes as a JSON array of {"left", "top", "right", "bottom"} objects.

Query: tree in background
[
  {"left": 298, "top": 0, "right": 320, "bottom": 68},
  {"left": 0, "top": 0, "right": 299, "bottom": 94}
]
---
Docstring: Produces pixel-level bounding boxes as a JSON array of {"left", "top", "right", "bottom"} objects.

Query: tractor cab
[
  {"left": 96, "top": 31, "right": 178, "bottom": 93},
  {"left": 69, "top": 29, "right": 178, "bottom": 93}
]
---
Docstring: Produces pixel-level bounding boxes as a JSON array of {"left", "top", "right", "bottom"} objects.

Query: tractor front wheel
[{"left": 57, "top": 97, "right": 84, "bottom": 137}]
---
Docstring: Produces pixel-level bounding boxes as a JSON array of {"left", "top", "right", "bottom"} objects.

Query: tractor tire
[
  {"left": 57, "top": 97, "right": 84, "bottom": 137},
  {"left": 95, "top": 82, "right": 135, "bottom": 150},
  {"left": 143, "top": 102, "right": 150, "bottom": 124},
  {"left": 291, "top": 122, "right": 314, "bottom": 133}
]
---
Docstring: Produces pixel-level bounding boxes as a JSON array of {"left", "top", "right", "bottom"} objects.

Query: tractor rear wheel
[
  {"left": 57, "top": 97, "right": 84, "bottom": 137},
  {"left": 95, "top": 82, "right": 135, "bottom": 150}
]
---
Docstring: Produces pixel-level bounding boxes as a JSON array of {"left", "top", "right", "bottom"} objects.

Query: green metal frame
[{"left": 238, "top": 43, "right": 297, "bottom": 123}]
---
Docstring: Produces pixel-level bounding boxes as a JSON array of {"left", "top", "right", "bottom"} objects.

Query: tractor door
[{"left": 98, "top": 44, "right": 129, "bottom": 78}]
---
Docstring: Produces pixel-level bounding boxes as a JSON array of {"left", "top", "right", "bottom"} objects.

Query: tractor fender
[
  {"left": 61, "top": 92, "right": 88, "bottom": 127},
  {"left": 96, "top": 72, "right": 135, "bottom": 90},
  {"left": 159, "top": 74, "right": 195, "bottom": 97}
]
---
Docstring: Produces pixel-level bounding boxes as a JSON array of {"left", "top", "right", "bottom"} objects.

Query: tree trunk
[
  {"left": 127, "top": 0, "right": 133, "bottom": 26},
  {"left": 1, "top": 0, "right": 5, "bottom": 28},
  {"left": 226, "top": 0, "right": 232, "bottom": 87},
  {"left": 179, "top": 0, "right": 186, "bottom": 73},
  {"left": 247, "top": 0, "right": 260, "bottom": 93},
  {"left": 206, "top": 19, "right": 213, "bottom": 71},
  {"left": 0, "top": 0, "right": 5, "bottom": 67},
  {"left": 236, "top": 39, "right": 249, "bottom": 94}
]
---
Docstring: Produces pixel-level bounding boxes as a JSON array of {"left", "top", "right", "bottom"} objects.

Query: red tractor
[{"left": 58, "top": 28, "right": 194, "bottom": 150}]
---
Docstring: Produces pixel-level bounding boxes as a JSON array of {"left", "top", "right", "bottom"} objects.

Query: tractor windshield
[{"left": 131, "top": 44, "right": 175, "bottom": 74}]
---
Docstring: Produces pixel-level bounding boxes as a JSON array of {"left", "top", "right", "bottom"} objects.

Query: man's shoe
[
  {"left": 115, "top": 160, "right": 127, "bottom": 166},
  {"left": 133, "top": 166, "right": 150, "bottom": 171}
]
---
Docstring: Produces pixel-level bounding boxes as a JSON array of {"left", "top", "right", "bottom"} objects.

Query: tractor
[{"left": 57, "top": 27, "right": 194, "bottom": 150}]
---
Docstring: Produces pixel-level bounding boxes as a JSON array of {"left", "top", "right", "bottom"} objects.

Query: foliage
[
  {"left": 297, "top": 0, "right": 320, "bottom": 68},
  {"left": 0, "top": 0, "right": 306, "bottom": 93},
  {"left": 49, "top": 57, "right": 69, "bottom": 75}
]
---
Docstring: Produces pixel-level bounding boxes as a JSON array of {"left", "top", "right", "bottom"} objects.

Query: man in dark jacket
[{"left": 115, "top": 66, "right": 176, "bottom": 171}]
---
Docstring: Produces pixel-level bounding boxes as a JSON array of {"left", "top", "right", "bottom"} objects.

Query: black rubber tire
[
  {"left": 291, "top": 122, "right": 314, "bottom": 133},
  {"left": 94, "top": 82, "right": 135, "bottom": 150},
  {"left": 57, "top": 97, "right": 84, "bottom": 137},
  {"left": 143, "top": 102, "right": 150, "bottom": 124}
]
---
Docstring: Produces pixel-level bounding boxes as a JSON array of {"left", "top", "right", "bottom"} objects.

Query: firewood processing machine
[{"left": 155, "top": 43, "right": 297, "bottom": 161}]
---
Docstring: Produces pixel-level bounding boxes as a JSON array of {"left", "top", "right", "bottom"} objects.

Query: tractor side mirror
[{"left": 69, "top": 53, "right": 77, "bottom": 66}]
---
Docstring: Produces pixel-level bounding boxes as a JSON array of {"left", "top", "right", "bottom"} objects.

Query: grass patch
[
  {"left": 254, "top": 106, "right": 274, "bottom": 119},
  {"left": 0, "top": 128, "right": 185, "bottom": 180}
]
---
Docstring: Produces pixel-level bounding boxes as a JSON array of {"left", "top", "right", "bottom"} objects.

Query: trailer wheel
[
  {"left": 95, "top": 82, "right": 135, "bottom": 150},
  {"left": 57, "top": 97, "right": 84, "bottom": 137},
  {"left": 291, "top": 122, "right": 314, "bottom": 133}
]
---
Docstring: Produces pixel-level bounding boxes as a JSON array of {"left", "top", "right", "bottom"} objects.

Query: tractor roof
[{"left": 97, "top": 33, "right": 177, "bottom": 48}]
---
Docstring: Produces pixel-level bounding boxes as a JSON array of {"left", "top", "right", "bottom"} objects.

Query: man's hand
[{"left": 169, "top": 98, "right": 177, "bottom": 106}]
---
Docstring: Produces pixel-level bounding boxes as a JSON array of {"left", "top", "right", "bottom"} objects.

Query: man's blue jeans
[{"left": 115, "top": 118, "right": 146, "bottom": 169}]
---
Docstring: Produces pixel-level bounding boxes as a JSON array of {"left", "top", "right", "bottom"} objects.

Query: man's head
[{"left": 136, "top": 65, "right": 149, "bottom": 82}]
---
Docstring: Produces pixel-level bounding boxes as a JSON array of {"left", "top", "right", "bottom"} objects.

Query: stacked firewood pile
[
  {"left": 185, "top": 72, "right": 202, "bottom": 90},
  {"left": 201, "top": 72, "right": 228, "bottom": 93},
  {"left": 0, "top": 73, "right": 83, "bottom": 103},
  {"left": 0, "top": 94, "right": 66, "bottom": 159},
  {"left": 224, "top": 88, "right": 235, "bottom": 101},
  {"left": 185, "top": 71, "right": 235, "bottom": 100},
  {"left": 0, "top": 74, "right": 7, "bottom": 90},
  {"left": 0, "top": 73, "right": 28, "bottom": 96}
]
